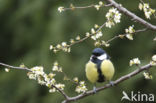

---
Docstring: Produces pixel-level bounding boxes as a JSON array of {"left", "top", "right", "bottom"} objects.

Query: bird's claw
[
  {"left": 109, "top": 81, "right": 114, "bottom": 86},
  {"left": 93, "top": 86, "right": 97, "bottom": 94}
]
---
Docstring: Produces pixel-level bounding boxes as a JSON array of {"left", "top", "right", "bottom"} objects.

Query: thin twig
[
  {"left": 105, "top": 28, "right": 148, "bottom": 44},
  {"left": 140, "top": 0, "right": 144, "bottom": 4},
  {"left": 52, "top": 85, "right": 69, "bottom": 99},
  {"left": 64, "top": 4, "right": 94, "bottom": 11},
  {"left": 61, "top": 71, "right": 78, "bottom": 85},
  {"left": 0, "top": 62, "right": 31, "bottom": 71},
  {"left": 104, "top": 0, "right": 156, "bottom": 30},
  {"left": 106, "top": 35, "right": 119, "bottom": 44},
  {"left": 68, "top": 22, "right": 106, "bottom": 47},
  {"left": 134, "top": 28, "right": 148, "bottom": 33},
  {"left": 64, "top": 4, "right": 112, "bottom": 11}
]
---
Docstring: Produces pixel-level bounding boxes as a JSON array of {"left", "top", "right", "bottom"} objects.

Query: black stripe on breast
[
  {"left": 97, "top": 61, "right": 105, "bottom": 82},
  {"left": 91, "top": 58, "right": 105, "bottom": 83}
]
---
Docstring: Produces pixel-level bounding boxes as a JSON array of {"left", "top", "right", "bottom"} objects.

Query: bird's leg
[
  {"left": 93, "top": 83, "right": 97, "bottom": 94},
  {"left": 109, "top": 81, "right": 114, "bottom": 86}
]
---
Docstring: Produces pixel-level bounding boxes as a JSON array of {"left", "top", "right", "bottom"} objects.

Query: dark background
[{"left": 0, "top": 0, "right": 156, "bottom": 103}]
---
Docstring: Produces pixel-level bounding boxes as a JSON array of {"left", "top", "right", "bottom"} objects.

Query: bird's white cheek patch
[
  {"left": 90, "top": 55, "right": 93, "bottom": 60},
  {"left": 97, "top": 54, "right": 107, "bottom": 60}
]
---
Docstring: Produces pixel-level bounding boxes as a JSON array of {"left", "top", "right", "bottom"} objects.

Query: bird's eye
[{"left": 93, "top": 53, "right": 100, "bottom": 56}]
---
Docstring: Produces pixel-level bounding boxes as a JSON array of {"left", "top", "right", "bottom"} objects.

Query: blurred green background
[{"left": 0, "top": 0, "right": 156, "bottom": 103}]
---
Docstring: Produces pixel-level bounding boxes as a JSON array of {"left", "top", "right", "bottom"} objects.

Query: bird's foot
[
  {"left": 93, "top": 86, "right": 97, "bottom": 94},
  {"left": 109, "top": 81, "right": 114, "bottom": 86}
]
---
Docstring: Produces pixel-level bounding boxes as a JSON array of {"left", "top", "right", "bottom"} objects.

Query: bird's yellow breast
[
  {"left": 101, "top": 60, "right": 115, "bottom": 81},
  {"left": 85, "top": 61, "right": 98, "bottom": 83},
  {"left": 85, "top": 60, "right": 115, "bottom": 83}
]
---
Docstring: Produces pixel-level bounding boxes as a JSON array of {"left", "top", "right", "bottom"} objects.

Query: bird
[{"left": 85, "top": 48, "right": 115, "bottom": 92}]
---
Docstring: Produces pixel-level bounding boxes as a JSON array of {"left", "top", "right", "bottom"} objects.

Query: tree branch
[
  {"left": 104, "top": 0, "right": 156, "bottom": 31},
  {"left": 0, "top": 62, "right": 69, "bottom": 100},
  {"left": 62, "top": 63, "right": 152, "bottom": 103},
  {"left": 0, "top": 62, "right": 31, "bottom": 71},
  {"left": 0, "top": 62, "right": 153, "bottom": 103}
]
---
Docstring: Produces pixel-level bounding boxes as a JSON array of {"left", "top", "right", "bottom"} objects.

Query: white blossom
[
  {"left": 75, "top": 81, "right": 87, "bottom": 93},
  {"left": 52, "top": 65, "right": 59, "bottom": 71},
  {"left": 58, "top": 7, "right": 64, "bottom": 13},
  {"left": 61, "top": 42, "right": 67, "bottom": 47},
  {"left": 86, "top": 32, "right": 90, "bottom": 37},
  {"left": 150, "top": 61, "right": 156, "bottom": 66},
  {"left": 138, "top": 3, "right": 155, "bottom": 19},
  {"left": 99, "top": 1, "right": 104, "bottom": 6},
  {"left": 143, "top": 72, "right": 152, "bottom": 79},
  {"left": 129, "top": 58, "right": 141, "bottom": 66},
  {"left": 105, "top": 8, "right": 121, "bottom": 28},
  {"left": 46, "top": 78, "right": 56, "bottom": 87},
  {"left": 152, "top": 55, "right": 156, "bottom": 62},
  {"left": 105, "top": 21, "right": 115, "bottom": 28},
  {"left": 126, "top": 34, "right": 133, "bottom": 40},
  {"left": 73, "top": 77, "right": 78, "bottom": 83},
  {"left": 31, "top": 66, "right": 44, "bottom": 75},
  {"left": 49, "top": 45, "right": 53, "bottom": 50},
  {"left": 138, "top": 3, "right": 143, "bottom": 10},
  {"left": 125, "top": 25, "right": 135, "bottom": 40},
  {"left": 55, "top": 83, "right": 65, "bottom": 90},
  {"left": 91, "top": 31, "right": 103, "bottom": 40},
  {"left": 5, "top": 68, "right": 10, "bottom": 72},
  {"left": 38, "top": 76, "right": 46, "bottom": 85},
  {"left": 94, "top": 24, "right": 99, "bottom": 28},
  {"left": 94, "top": 5, "right": 100, "bottom": 11},
  {"left": 91, "top": 28, "right": 96, "bottom": 34},
  {"left": 27, "top": 72, "right": 36, "bottom": 80},
  {"left": 49, "top": 88, "right": 56, "bottom": 93},
  {"left": 76, "top": 35, "right": 81, "bottom": 40}
]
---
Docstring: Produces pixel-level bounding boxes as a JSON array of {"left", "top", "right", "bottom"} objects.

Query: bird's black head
[
  {"left": 90, "top": 48, "right": 109, "bottom": 61},
  {"left": 92, "top": 48, "right": 106, "bottom": 56}
]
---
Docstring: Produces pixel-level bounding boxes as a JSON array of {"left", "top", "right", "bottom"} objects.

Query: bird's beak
[
  {"left": 90, "top": 55, "right": 97, "bottom": 61},
  {"left": 90, "top": 55, "right": 97, "bottom": 59}
]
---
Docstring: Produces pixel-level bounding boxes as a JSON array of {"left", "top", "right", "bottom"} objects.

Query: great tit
[{"left": 85, "top": 48, "right": 115, "bottom": 92}]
